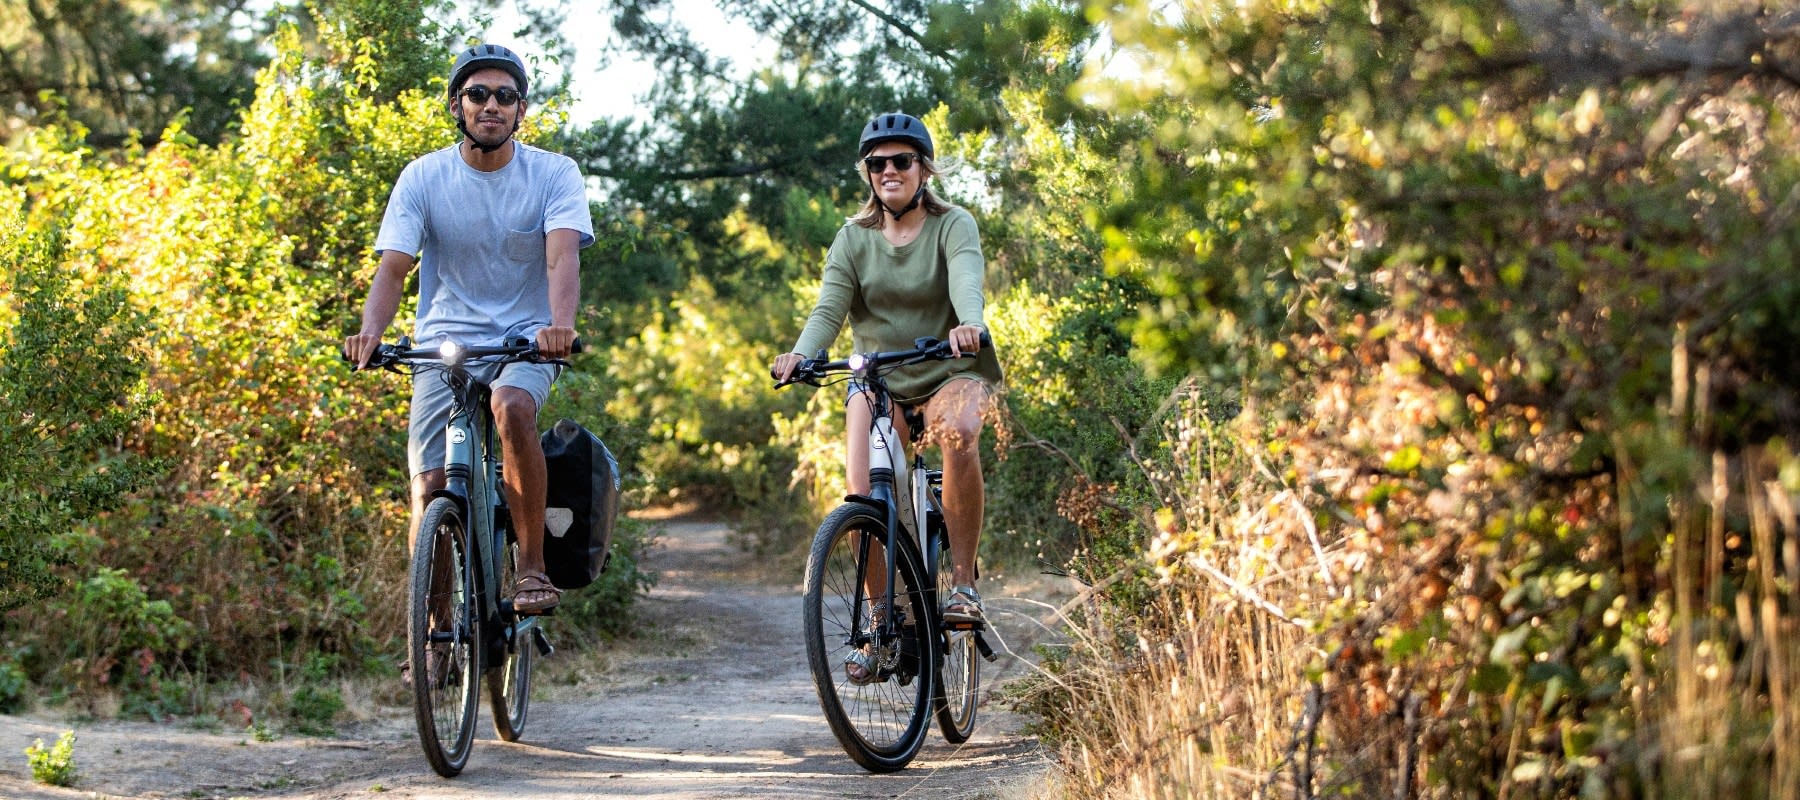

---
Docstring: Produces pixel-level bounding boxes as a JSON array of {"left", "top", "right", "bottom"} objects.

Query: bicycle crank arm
[
  {"left": 531, "top": 625, "right": 555, "bottom": 657},
  {"left": 975, "top": 631, "right": 999, "bottom": 663}
]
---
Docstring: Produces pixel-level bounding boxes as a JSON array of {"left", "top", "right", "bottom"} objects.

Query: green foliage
[
  {"left": 0, "top": 1, "right": 274, "bottom": 147},
  {"left": 599, "top": 278, "right": 810, "bottom": 509},
  {"left": 0, "top": 204, "right": 161, "bottom": 614},
  {"left": 24, "top": 730, "right": 77, "bottom": 787},
  {"left": 1066, "top": 0, "right": 1800, "bottom": 796},
  {"left": 282, "top": 653, "right": 344, "bottom": 736},
  {"left": 0, "top": 658, "right": 28, "bottom": 713},
  {"left": 30, "top": 567, "right": 196, "bottom": 715}
]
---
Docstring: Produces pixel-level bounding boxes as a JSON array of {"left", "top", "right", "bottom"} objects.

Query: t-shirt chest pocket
[{"left": 504, "top": 226, "right": 544, "bottom": 264}]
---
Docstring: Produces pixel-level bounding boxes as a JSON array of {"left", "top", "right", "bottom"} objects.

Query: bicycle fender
[
  {"left": 842, "top": 493, "right": 888, "bottom": 514},
  {"left": 430, "top": 487, "right": 470, "bottom": 517}
]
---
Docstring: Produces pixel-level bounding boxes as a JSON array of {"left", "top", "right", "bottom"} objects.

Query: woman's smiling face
[{"left": 865, "top": 142, "right": 923, "bottom": 209}]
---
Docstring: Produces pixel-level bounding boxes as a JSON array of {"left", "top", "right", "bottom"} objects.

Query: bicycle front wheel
[
  {"left": 803, "top": 503, "right": 935, "bottom": 773},
  {"left": 931, "top": 523, "right": 980, "bottom": 744},
  {"left": 488, "top": 534, "right": 533, "bottom": 741},
  {"left": 410, "top": 497, "right": 481, "bottom": 777}
]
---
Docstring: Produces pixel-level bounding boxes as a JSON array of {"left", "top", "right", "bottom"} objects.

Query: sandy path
[{"left": 0, "top": 516, "right": 1066, "bottom": 799}]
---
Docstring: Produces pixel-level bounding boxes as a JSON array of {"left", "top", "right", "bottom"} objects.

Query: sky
[{"left": 483, "top": 1, "right": 770, "bottom": 125}]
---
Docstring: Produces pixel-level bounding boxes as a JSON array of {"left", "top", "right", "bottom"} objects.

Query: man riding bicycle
[{"left": 344, "top": 43, "right": 595, "bottom": 618}]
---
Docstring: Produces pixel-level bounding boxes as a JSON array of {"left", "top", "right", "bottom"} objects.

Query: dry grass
[{"left": 1028, "top": 383, "right": 1800, "bottom": 799}]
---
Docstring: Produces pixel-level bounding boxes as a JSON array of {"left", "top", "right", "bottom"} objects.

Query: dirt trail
[{"left": 0, "top": 516, "right": 1069, "bottom": 799}]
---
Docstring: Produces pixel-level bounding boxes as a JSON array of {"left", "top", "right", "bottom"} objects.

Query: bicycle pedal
[{"left": 531, "top": 626, "right": 554, "bottom": 657}]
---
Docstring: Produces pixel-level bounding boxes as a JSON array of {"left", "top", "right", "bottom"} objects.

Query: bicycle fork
[{"left": 851, "top": 414, "right": 924, "bottom": 684}]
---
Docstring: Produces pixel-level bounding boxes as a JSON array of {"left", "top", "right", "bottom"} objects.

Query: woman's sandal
[
  {"left": 844, "top": 646, "right": 880, "bottom": 686},
  {"left": 512, "top": 572, "right": 563, "bottom": 616},
  {"left": 942, "top": 585, "right": 985, "bottom": 625},
  {"left": 843, "top": 601, "right": 889, "bottom": 685}
]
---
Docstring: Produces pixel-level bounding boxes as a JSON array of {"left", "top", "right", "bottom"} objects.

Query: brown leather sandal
[{"left": 512, "top": 572, "right": 563, "bottom": 615}]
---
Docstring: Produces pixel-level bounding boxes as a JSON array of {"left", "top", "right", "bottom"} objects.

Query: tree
[{"left": 0, "top": 0, "right": 278, "bottom": 146}]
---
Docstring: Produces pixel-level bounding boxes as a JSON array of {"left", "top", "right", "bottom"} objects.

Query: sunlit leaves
[
  {"left": 1080, "top": 0, "right": 1800, "bottom": 794},
  {"left": 0, "top": 210, "right": 159, "bottom": 614}
]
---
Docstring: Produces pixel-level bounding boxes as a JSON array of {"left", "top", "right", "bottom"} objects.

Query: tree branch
[
  {"left": 1499, "top": 1, "right": 1800, "bottom": 89},
  {"left": 846, "top": 0, "right": 952, "bottom": 62}
]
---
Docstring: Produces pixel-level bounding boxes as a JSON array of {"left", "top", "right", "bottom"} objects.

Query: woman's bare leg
[{"left": 924, "top": 379, "right": 991, "bottom": 591}]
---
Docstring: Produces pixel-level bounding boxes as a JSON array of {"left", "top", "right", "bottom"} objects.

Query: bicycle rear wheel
[
  {"left": 488, "top": 533, "right": 533, "bottom": 741},
  {"left": 410, "top": 498, "right": 481, "bottom": 777},
  {"left": 930, "top": 522, "right": 980, "bottom": 744},
  {"left": 803, "top": 503, "right": 935, "bottom": 772}
]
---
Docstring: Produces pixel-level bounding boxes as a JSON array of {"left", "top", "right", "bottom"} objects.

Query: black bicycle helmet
[
  {"left": 858, "top": 112, "right": 934, "bottom": 159},
  {"left": 448, "top": 43, "right": 529, "bottom": 99}
]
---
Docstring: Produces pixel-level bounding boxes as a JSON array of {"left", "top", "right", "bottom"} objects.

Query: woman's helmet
[
  {"left": 858, "top": 112, "right": 933, "bottom": 159},
  {"left": 448, "top": 43, "right": 529, "bottom": 99}
]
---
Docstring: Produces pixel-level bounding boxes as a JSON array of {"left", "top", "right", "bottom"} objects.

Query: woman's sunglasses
[
  {"left": 459, "top": 85, "right": 522, "bottom": 107},
  {"left": 863, "top": 153, "right": 919, "bottom": 173}
]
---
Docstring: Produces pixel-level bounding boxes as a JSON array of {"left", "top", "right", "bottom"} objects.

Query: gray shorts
[{"left": 408, "top": 360, "right": 558, "bottom": 476}]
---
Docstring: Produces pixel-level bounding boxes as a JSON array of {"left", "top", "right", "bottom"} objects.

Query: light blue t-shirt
[{"left": 375, "top": 141, "right": 596, "bottom": 346}]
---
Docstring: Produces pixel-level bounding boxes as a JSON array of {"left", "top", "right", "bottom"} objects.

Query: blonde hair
[{"left": 850, "top": 152, "right": 955, "bottom": 229}]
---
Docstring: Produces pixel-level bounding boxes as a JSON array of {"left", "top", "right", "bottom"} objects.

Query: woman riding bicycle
[{"left": 771, "top": 112, "right": 1003, "bottom": 680}]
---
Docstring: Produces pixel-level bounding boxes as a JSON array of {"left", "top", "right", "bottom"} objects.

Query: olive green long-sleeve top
[{"left": 792, "top": 207, "right": 1004, "bottom": 403}]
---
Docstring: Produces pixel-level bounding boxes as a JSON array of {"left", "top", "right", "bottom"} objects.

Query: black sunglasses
[
  {"left": 863, "top": 153, "right": 919, "bottom": 173},
  {"left": 459, "top": 85, "right": 522, "bottom": 107}
]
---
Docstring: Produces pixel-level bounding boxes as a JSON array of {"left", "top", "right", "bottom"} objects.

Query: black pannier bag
[{"left": 539, "top": 418, "right": 620, "bottom": 590}]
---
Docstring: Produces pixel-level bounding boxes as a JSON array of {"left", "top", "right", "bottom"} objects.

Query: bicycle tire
[
  {"left": 803, "top": 502, "right": 936, "bottom": 772},
  {"left": 931, "top": 522, "right": 980, "bottom": 744},
  {"left": 410, "top": 498, "right": 481, "bottom": 777},
  {"left": 488, "top": 532, "right": 533, "bottom": 741}
]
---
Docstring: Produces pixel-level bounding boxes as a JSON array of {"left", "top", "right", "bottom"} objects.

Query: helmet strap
[
  {"left": 868, "top": 177, "right": 925, "bottom": 221},
  {"left": 455, "top": 113, "right": 520, "bottom": 154}
]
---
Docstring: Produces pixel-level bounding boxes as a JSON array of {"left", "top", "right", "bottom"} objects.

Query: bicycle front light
[
  {"left": 848, "top": 353, "right": 867, "bottom": 373},
  {"left": 439, "top": 340, "right": 463, "bottom": 364}
]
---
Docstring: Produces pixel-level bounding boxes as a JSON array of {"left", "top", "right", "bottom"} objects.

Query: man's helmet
[
  {"left": 858, "top": 112, "right": 933, "bottom": 159},
  {"left": 448, "top": 43, "right": 528, "bottom": 100}
]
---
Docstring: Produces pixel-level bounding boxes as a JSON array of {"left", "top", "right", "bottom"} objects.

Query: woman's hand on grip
[
  {"left": 771, "top": 352, "right": 805, "bottom": 383},
  {"left": 947, "top": 324, "right": 985, "bottom": 358}
]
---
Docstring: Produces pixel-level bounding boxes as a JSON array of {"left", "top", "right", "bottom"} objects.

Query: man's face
[{"left": 454, "top": 67, "right": 525, "bottom": 148}]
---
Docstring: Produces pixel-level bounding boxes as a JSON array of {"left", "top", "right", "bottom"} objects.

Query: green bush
[
  {"left": 282, "top": 653, "right": 344, "bottom": 736},
  {"left": 0, "top": 202, "right": 160, "bottom": 615},
  {"left": 24, "top": 730, "right": 77, "bottom": 787},
  {"left": 0, "top": 659, "right": 28, "bottom": 713},
  {"left": 38, "top": 567, "right": 196, "bottom": 714}
]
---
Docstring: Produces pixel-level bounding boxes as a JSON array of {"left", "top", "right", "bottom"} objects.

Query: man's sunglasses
[
  {"left": 459, "top": 85, "right": 522, "bottom": 107},
  {"left": 862, "top": 153, "right": 919, "bottom": 173}
]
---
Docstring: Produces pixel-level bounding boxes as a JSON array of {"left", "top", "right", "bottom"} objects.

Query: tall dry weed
[{"left": 1032, "top": 373, "right": 1800, "bottom": 799}]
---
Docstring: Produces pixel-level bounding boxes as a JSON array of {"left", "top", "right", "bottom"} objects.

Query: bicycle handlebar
[
  {"left": 348, "top": 336, "right": 584, "bottom": 373},
  {"left": 775, "top": 332, "right": 990, "bottom": 389}
]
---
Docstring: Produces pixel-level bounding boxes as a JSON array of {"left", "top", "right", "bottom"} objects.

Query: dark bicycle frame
[{"left": 358, "top": 336, "right": 564, "bottom": 774}]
